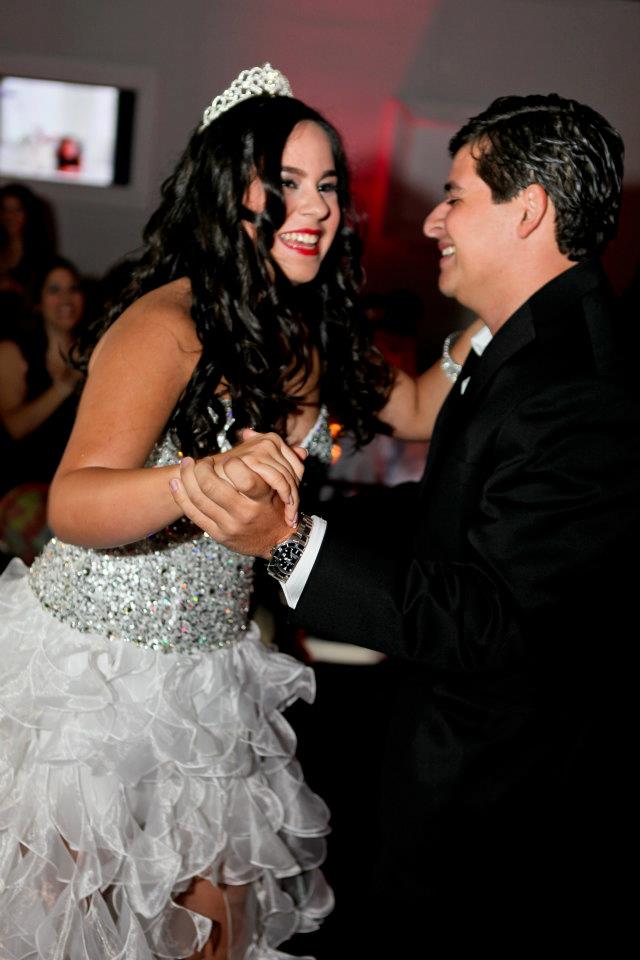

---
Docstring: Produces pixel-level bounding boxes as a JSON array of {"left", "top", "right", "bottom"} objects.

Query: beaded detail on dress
[
  {"left": 28, "top": 433, "right": 253, "bottom": 654},
  {"left": 209, "top": 397, "right": 334, "bottom": 464},
  {"left": 302, "top": 404, "right": 333, "bottom": 464},
  {"left": 28, "top": 405, "right": 332, "bottom": 655}
]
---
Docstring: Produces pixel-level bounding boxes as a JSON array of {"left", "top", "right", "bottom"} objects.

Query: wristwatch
[{"left": 266, "top": 513, "right": 314, "bottom": 583}]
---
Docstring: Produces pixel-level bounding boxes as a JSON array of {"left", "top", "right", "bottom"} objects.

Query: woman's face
[
  {"left": 244, "top": 120, "right": 341, "bottom": 284},
  {"left": 40, "top": 267, "right": 84, "bottom": 332},
  {"left": 0, "top": 194, "right": 27, "bottom": 239}
]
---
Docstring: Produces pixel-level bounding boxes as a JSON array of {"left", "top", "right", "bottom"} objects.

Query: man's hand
[{"left": 169, "top": 431, "right": 305, "bottom": 558}]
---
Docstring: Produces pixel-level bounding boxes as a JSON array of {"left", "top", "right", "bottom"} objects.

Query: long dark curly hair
[{"left": 75, "top": 95, "right": 392, "bottom": 456}]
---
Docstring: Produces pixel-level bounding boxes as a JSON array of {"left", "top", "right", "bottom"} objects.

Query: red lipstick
[{"left": 278, "top": 229, "right": 321, "bottom": 257}]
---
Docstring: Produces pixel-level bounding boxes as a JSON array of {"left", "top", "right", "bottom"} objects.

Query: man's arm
[
  {"left": 294, "top": 379, "right": 640, "bottom": 672},
  {"left": 171, "top": 383, "right": 640, "bottom": 674}
]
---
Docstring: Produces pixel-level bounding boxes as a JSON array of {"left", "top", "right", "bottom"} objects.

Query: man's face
[{"left": 423, "top": 144, "right": 522, "bottom": 314}]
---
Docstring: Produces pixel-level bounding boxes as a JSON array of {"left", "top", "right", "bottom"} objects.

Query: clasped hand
[
  {"left": 46, "top": 345, "right": 82, "bottom": 397},
  {"left": 169, "top": 429, "right": 306, "bottom": 558}
]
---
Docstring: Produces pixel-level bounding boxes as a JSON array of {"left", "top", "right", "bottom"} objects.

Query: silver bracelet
[{"left": 440, "top": 331, "right": 463, "bottom": 383}]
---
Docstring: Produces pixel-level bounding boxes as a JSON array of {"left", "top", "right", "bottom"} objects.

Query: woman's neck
[{"left": 45, "top": 324, "right": 75, "bottom": 352}]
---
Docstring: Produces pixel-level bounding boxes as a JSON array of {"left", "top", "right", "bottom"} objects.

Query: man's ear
[{"left": 517, "top": 183, "right": 548, "bottom": 239}]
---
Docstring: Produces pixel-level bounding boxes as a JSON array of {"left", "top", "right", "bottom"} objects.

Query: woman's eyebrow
[{"left": 281, "top": 165, "right": 337, "bottom": 178}]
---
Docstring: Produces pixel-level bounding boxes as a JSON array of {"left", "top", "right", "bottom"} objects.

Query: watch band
[{"left": 266, "top": 513, "right": 314, "bottom": 584}]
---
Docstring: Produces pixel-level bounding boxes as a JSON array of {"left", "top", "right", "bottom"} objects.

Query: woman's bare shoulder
[
  {"left": 90, "top": 278, "right": 199, "bottom": 370},
  {"left": 0, "top": 338, "right": 27, "bottom": 367},
  {"left": 0, "top": 337, "right": 25, "bottom": 355},
  {"left": 119, "top": 277, "right": 197, "bottom": 345}
]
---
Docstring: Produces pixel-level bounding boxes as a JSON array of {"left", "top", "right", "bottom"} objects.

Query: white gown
[{"left": 0, "top": 412, "right": 334, "bottom": 960}]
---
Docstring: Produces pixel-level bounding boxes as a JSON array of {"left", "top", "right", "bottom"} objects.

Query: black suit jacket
[{"left": 294, "top": 261, "right": 640, "bottom": 931}]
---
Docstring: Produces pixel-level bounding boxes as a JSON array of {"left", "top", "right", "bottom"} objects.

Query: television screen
[{"left": 0, "top": 75, "right": 135, "bottom": 187}]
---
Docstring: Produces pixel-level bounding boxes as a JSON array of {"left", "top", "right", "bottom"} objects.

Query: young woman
[
  {"left": 0, "top": 257, "right": 83, "bottom": 562},
  {"left": 0, "top": 66, "right": 474, "bottom": 959}
]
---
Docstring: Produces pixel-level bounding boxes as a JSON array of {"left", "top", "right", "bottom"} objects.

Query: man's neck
[{"left": 478, "top": 259, "right": 576, "bottom": 334}]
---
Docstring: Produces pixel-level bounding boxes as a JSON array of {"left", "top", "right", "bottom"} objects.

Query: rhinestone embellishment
[{"left": 200, "top": 63, "right": 293, "bottom": 131}]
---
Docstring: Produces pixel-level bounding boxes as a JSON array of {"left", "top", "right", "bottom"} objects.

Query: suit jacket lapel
[
  {"left": 423, "top": 349, "right": 479, "bottom": 473},
  {"left": 421, "top": 260, "right": 607, "bottom": 487},
  {"left": 460, "top": 305, "right": 536, "bottom": 408},
  {"left": 422, "top": 309, "right": 536, "bottom": 485}
]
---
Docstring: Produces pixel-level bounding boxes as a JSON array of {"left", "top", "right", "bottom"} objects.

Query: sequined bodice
[{"left": 29, "top": 407, "right": 332, "bottom": 654}]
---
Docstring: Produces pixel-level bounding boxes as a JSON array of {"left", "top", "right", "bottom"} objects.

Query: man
[{"left": 172, "top": 95, "right": 638, "bottom": 948}]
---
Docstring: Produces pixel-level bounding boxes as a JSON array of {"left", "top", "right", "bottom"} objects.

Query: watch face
[
  {"left": 274, "top": 542, "right": 303, "bottom": 573},
  {"left": 267, "top": 514, "right": 312, "bottom": 583}
]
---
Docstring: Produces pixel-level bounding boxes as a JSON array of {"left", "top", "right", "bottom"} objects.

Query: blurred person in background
[
  {"left": 0, "top": 182, "right": 57, "bottom": 303},
  {"left": 0, "top": 257, "right": 83, "bottom": 564}
]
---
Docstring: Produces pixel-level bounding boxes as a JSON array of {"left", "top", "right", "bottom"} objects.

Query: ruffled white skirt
[{"left": 0, "top": 560, "right": 332, "bottom": 959}]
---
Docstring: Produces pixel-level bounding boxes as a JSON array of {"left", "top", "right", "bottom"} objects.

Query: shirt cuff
[{"left": 282, "top": 514, "right": 326, "bottom": 609}]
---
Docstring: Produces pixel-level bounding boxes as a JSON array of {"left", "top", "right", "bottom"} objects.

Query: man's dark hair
[{"left": 449, "top": 94, "right": 624, "bottom": 261}]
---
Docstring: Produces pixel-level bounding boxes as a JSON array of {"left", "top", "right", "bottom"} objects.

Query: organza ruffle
[{"left": 0, "top": 560, "right": 332, "bottom": 959}]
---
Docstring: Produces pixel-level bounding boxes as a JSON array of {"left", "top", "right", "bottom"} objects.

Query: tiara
[{"left": 199, "top": 63, "right": 293, "bottom": 131}]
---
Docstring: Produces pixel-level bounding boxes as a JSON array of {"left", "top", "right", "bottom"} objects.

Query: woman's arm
[
  {"left": 48, "top": 286, "right": 303, "bottom": 549},
  {"left": 48, "top": 288, "right": 202, "bottom": 549},
  {"left": 378, "top": 319, "right": 485, "bottom": 441},
  {"left": 0, "top": 340, "right": 76, "bottom": 439}
]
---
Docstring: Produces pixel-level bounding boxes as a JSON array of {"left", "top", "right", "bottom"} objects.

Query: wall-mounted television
[{"left": 0, "top": 75, "right": 136, "bottom": 187}]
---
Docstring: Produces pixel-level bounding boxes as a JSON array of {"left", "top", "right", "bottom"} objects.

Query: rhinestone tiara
[{"left": 199, "top": 63, "right": 294, "bottom": 131}]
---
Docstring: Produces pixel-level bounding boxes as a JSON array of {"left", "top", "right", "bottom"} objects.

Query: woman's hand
[
  {"left": 170, "top": 432, "right": 307, "bottom": 557},
  {"left": 196, "top": 429, "right": 307, "bottom": 526},
  {"left": 0, "top": 339, "right": 80, "bottom": 439},
  {"left": 46, "top": 344, "right": 82, "bottom": 398}
]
